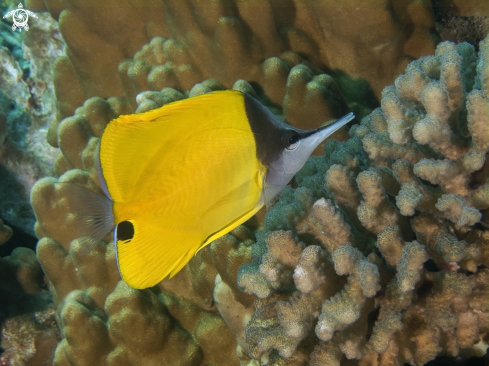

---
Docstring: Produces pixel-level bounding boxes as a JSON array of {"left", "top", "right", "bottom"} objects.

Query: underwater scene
[{"left": 1, "top": 0, "right": 489, "bottom": 365}]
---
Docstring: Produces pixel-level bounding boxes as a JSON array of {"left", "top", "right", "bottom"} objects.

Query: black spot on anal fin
[{"left": 117, "top": 221, "right": 134, "bottom": 242}]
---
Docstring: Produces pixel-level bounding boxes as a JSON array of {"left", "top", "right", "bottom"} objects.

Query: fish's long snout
[
  {"left": 280, "top": 112, "right": 355, "bottom": 178},
  {"left": 304, "top": 112, "right": 355, "bottom": 148},
  {"left": 293, "top": 112, "right": 355, "bottom": 163}
]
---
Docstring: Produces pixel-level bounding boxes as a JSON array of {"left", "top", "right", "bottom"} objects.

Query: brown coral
[
  {"left": 235, "top": 35, "right": 489, "bottom": 365},
  {"left": 0, "top": 246, "right": 59, "bottom": 366},
  {"left": 21, "top": 1, "right": 489, "bottom": 365},
  {"left": 0, "top": 218, "right": 13, "bottom": 245},
  {"left": 26, "top": 0, "right": 439, "bottom": 147}
]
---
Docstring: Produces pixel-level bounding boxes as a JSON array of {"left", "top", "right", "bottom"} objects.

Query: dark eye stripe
[{"left": 243, "top": 93, "right": 290, "bottom": 165}]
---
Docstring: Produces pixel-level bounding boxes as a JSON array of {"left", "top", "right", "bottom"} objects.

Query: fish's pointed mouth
[
  {"left": 301, "top": 112, "right": 355, "bottom": 141},
  {"left": 296, "top": 112, "right": 355, "bottom": 154}
]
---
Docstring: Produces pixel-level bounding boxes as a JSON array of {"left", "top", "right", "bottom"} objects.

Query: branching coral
[
  {"left": 235, "top": 35, "right": 489, "bottom": 365},
  {"left": 29, "top": 74, "right": 352, "bottom": 364},
  {"left": 21, "top": 1, "right": 489, "bottom": 364},
  {"left": 26, "top": 0, "right": 439, "bottom": 146},
  {"left": 31, "top": 59, "right": 310, "bottom": 364}
]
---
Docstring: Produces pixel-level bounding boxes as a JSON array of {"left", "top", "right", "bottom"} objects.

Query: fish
[{"left": 63, "top": 90, "right": 354, "bottom": 289}]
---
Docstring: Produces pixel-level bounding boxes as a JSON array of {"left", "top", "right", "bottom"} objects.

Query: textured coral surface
[
  {"left": 236, "top": 36, "right": 489, "bottom": 365},
  {"left": 26, "top": 0, "right": 439, "bottom": 146},
  {"left": 3, "top": 0, "right": 488, "bottom": 365},
  {"left": 0, "top": 8, "right": 63, "bottom": 235},
  {"left": 0, "top": 243, "right": 59, "bottom": 366}
]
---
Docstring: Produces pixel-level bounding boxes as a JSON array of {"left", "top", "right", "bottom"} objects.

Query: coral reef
[
  {"left": 0, "top": 10, "right": 63, "bottom": 235},
  {"left": 0, "top": 10, "right": 69, "bottom": 364},
  {"left": 0, "top": 304, "right": 59, "bottom": 366},
  {"left": 27, "top": 19, "right": 361, "bottom": 359},
  {"left": 0, "top": 219, "right": 13, "bottom": 245},
  {"left": 438, "top": 0, "right": 489, "bottom": 17},
  {"left": 29, "top": 82, "right": 311, "bottom": 365},
  {"left": 235, "top": 36, "right": 489, "bottom": 365},
  {"left": 29, "top": 206, "right": 251, "bottom": 365},
  {"left": 16, "top": 0, "right": 489, "bottom": 365},
  {"left": 0, "top": 244, "right": 59, "bottom": 366},
  {"left": 434, "top": 0, "right": 489, "bottom": 47},
  {"left": 25, "top": 0, "right": 440, "bottom": 146}
]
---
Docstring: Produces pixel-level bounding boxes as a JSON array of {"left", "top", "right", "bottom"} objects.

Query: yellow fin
[
  {"left": 114, "top": 219, "right": 199, "bottom": 289},
  {"left": 103, "top": 91, "right": 266, "bottom": 288},
  {"left": 200, "top": 201, "right": 264, "bottom": 250},
  {"left": 115, "top": 200, "right": 264, "bottom": 289}
]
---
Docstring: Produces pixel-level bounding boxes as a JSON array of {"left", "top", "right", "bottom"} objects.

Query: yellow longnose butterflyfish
[{"left": 63, "top": 90, "right": 354, "bottom": 289}]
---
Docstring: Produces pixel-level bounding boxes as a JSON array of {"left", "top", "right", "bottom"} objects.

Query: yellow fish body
[{"left": 68, "top": 90, "right": 354, "bottom": 289}]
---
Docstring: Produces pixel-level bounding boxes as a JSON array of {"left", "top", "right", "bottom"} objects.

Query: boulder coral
[
  {"left": 30, "top": 190, "right": 245, "bottom": 366},
  {"left": 25, "top": 0, "right": 439, "bottom": 146},
  {"left": 29, "top": 78, "right": 336, "bottom": 365},
  {"left": 236, "top": 36, "right": 489, "bottom": 365},
  {"left": 22, "top": 1, "right": 489, "bottom": 365}
]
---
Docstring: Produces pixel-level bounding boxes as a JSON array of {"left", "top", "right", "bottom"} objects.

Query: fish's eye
[{"left": 284, "top": 131, "right": 300, "bottom": 150}]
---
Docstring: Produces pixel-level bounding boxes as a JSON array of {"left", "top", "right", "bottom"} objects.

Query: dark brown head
[{"left": 243, "top": 93, "right": 354, "bottom": 186}]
